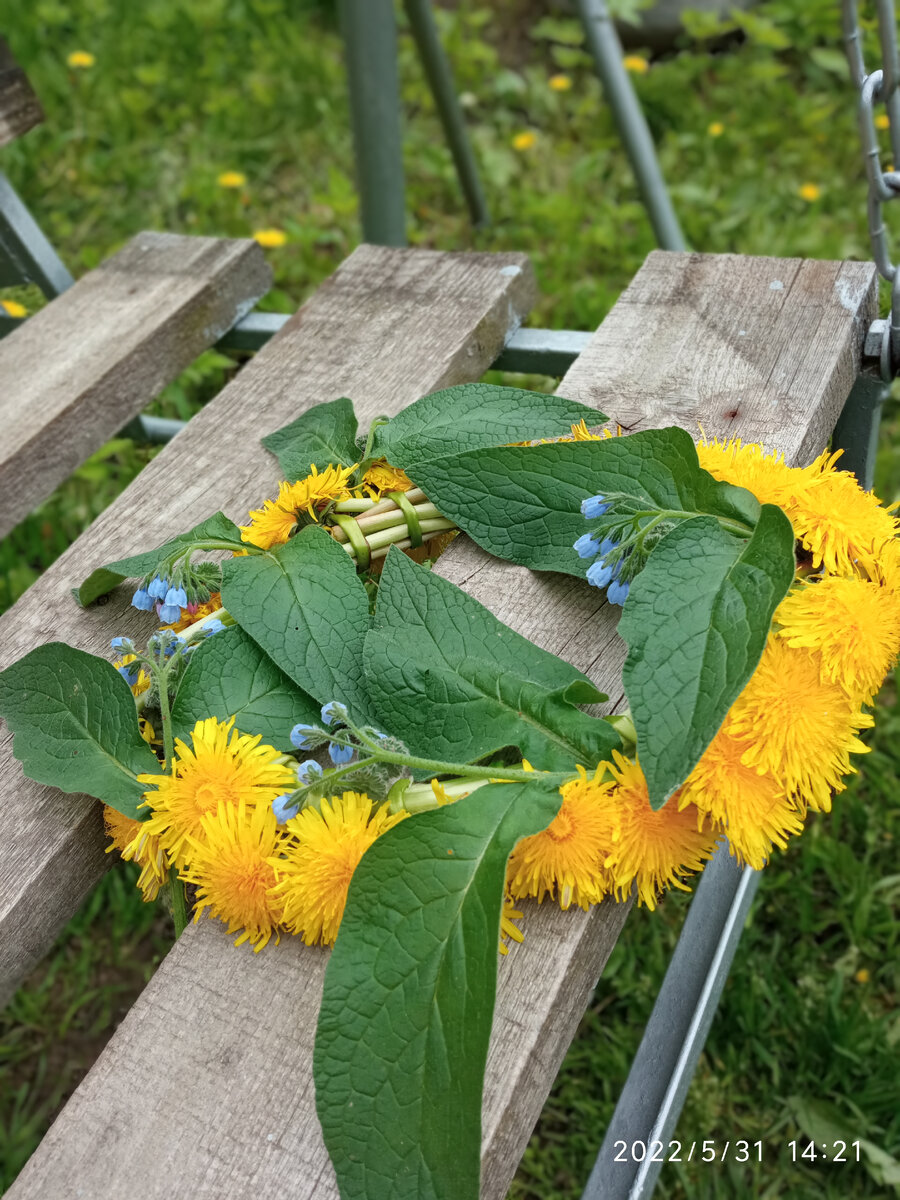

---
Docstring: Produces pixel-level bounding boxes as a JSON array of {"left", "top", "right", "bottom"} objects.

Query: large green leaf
[
  {"left": 370, "top": 382, "right": 605, "bottom": 468},
  {"left": 261, "top": 396, "right": 360, "bottom": 478},
  {"left": 171, "top": 625, "right": 319, "bottom": 750},
  {"left": 0, "top": 644, "right": 160, "bottom": 817},
  {"left": 75, "top": 512, "right": 245, "bottom": 606},
  {"left": 364, "top": 548, "right": 619, "bottom": 771},
  {"left": 220, "top": 525, "right": 371, "bottom": 722},
  {"left": 409, "top": 428, "right": 760, "bottom": 576},
  {"left": 314, "top": 779, "right": 562, "bottom": 1200},
  {"left": 619, "top": 504, "right": 796, "bottom": 808}
]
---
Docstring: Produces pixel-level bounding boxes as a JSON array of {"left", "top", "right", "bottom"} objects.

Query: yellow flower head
[
  {"left": 217, "top": 171, "right": 246, "bottom": 188},
  {"left": 799, "top": 182, "right": 821, "bottom": 202},
  {"left": 602, "top": 753, "right": 718, "bottom": 909},
  {"left": 113, "top": 653, "right": 151, "bottom": 697},
  {"left": 67, "top": 51, "right": 95, "bottom": 69},
  {"left": 183, "top": 799, "right": 285, "bottom": 951},
  {"left": 728, "top": 639, "right": 872, "bottom": 813},
  {"left": 776, "top": 576, "right": 900, "bottom": 703},
  {"left": 1, "top": 299, "right": 27, "bottom": 318},
  {"left": 549, "top": 74, "right": 572, "bottom": 91},
  {"left": 103, "top": 807, "right": 167, "bottom": 902},
  {"left": 363, "top": 459, "right": 414, "bottom": 497},
  {"left": 240, "top": 464, "right": 357, "bottom": 549},
  {"left": 159, "top": 593, "right": 223, "bottom": 633},
  {"left": 876, "top": 113, "right": 891, "bottom": 131},
  {"left": 697, "top": 435, "right": 814, "bottom": 512},
  {"left": 679, "top": 724, "right": 804, "bottom": 870},
  {"left": 270, "top": 792, "right": 407, "bottom": 945},
  {"left": 708, "top": 121, "right": 725, "bottom": 137},
  {"left": 138, "top": 716, "right": 296, "bottom": 869},
  {"left": 253, "top": 228, "right": 287, "bottom": 248},
  {"left": 623, "top": 55, "right": 649, "bottom": 73},
  {"left": 499, "top": 895, "right": 525, "bottom": 956},
  {"left": 512, "top": 130, "right": 538, "bottom": 151},
  {"left": 568, "top": 419, "right": 605, "bottom": 441},
  {"left": 506, "top": 764, "right": 615, "bottom": 910}
]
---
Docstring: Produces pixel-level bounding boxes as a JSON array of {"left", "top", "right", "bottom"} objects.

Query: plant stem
[{"left": 169, "top": 866, "right": 188, "bottom": 937}]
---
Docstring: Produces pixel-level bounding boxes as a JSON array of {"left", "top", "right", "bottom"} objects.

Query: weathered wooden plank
[
  {"left": 0, "top": 231, "right": 272, "bottom": 538},
  {"left": 0, "top": 38, "right": 43, "bottom": 148},
  {"left": 4, "top": 250, "right": 874, "bottom": 1200}
]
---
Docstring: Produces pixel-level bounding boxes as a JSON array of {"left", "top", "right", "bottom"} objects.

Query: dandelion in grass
[
  {"left": 678, "top": 725, "right": 804, "bottom": 870},
  {"left": 67, "top": 51, "right": 95, "bottom": 69},
  {"left": 270, "top": 792, "right": 406, "bottom": 946},
  {"left": 799, "top": 183, "right": 822, "bottom": 202},
  {"left": 183, "top": 800, "right": 285, "bottom": 951},
  {"left": 138, "top": 716, "right": 296, "bottom": 869},
  {"left": 499, "top": 896, "right": 525, "bottom": 956},
  {"left": 512, "top": 131, "right": 538, "bottom": 151},
  {"left": 776, "top": 576, "right": 900, "bottom": 702},
  {"left": 876, "top": 113, "right": 891, "bottom": 131},
  {"left": 623, "top": 55, "right": 649, "bottom": 73},
  {"left": 549, "top": 74, "right": 572, "bottom": 91},
  {"left": 602, "top": 752, "right": 718, "bottom": 910},
  {"left": 240, "top": 464, "right": 357, "bottom": 549},
  {"left": 707, "top": 121, "right": 725, "bottom": 137},
  {"left": 728, "top": 638, "right": 873, "bottom": 813},
  {"left": 217, "top": 171, "right": 246, "bottom": 188},
  {"left": 363, "top": 459, "right": 414, "bottom": 496},
  {"left": 0, "top": 300, "right": 26, "bottom": 318},
  {"left": 253, "top": 228, "right": 287, "bottom": 248},
  {"left": 103, "top": 807, "right": 167, "bottom": 902},
  {"left": 506, "top": 765, "right": 615, "bottom": 910}
]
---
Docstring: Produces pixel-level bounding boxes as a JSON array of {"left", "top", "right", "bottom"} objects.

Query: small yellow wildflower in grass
[
  {"left": 707, "top": 121, "right": 725, "bottom": 137},
  {"left": 799, "top": 182, "right": 821, "bottom": 202},
  {"left": 363, "top": 459, "right": 414, "bottom": 496},
  {"left": 507, "top": 764, "right": 615, "bottom": 909},
  {"left": 776, "top": 577, "right": 900, "bottom": 703},
  {"left": 271, "top": 792, "right": 407, "bottom": 945},
  {"left": 103, "top": 807, "right": 167, "bottom": 902},
  {"left": 138, "top": 716, "right": 296, "bottom": 869},
  {"left": 499, "top": 895, "right": 525, "bottom": 956},
  {"left": 727, "top": 639, "right": 872, "bottom": 813},
  {"left": 679, "top": 725, "right": 803, "bottom": 870},
  {"left": 855, "top": 967, "right": 871, "bottom": 983},
  {"left": 240, "top": 464, "right": 357, "bottom": 549},
  {"left": 602, "top": 752, "right": 718, "bottom": 909},
  {"left": 113, "top": 653, "right": 151, "bottom": 697},
  {"left": 512, "top": 131, "right": 538, "bottom": 151},
  {"left": 183, "top": 800, "right": 285, "bottom": 951},
  {"left": 0, "top": 299, "right": 27, "bottom": 318},
  {"left": 67, "top": 51, "right": 95, "bottom": 69},
  {"left": 217, "top": 171, "right": 246, "bottom": 188},
  {"left": 623, "top": 55, "right": 649, "bottom": 73},
  {"left": 253, "top": 228, "right": 288, "bottom": 248},
  {"left": 549, "top": 74, "right": 572, "bottom": 91},
  {"left": 876, "top": 114, "right": 890, "bottom": 131},
  {"left": 160, "top": 592, "right": 222, "bottom": 633}
]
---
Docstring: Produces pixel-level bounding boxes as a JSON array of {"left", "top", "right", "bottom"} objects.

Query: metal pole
[
  {"left": 582, "top": 842, "right": 759, "bottom": 1200},
  {"left": 339, "top": 0, "right": 407, "bottom": 246},
  {"left": 575, "top": 0, "right": 687, "bottom": 252},
  {"left": 0, "top": 171, "right": 74, "bottom": 296},
  {"left": 402, "top": 0, "right": 490, "bottom": 228},
  {"left": 830, "top": 370, "right": 888, "bottom": 490}
]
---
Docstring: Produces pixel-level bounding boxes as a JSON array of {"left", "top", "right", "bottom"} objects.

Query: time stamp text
[{"left": 611, "top": 1139, "right": 863, "bottom": 1164}]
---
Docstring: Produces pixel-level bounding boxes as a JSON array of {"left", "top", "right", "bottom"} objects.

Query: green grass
[{"left": 1, "top": 0, "right": 899, "bottom": 1195}]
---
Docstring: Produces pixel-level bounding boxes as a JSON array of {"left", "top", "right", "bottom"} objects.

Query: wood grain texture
[
  {"left": 0, "top": 231, "right": 272, "bottom": 538},
  {"left": 0, "top": 37, "right": 43, "bottom": 148},
  {"left": 4, "top": 250, "right": 873, "bottom": 1200}
]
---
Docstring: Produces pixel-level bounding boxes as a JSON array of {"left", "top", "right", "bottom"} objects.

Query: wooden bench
[{"left": 0, "top": 240, "right": 875, "bottom": 1198}]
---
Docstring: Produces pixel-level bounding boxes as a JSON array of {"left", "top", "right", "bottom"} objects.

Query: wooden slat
[
  {"left": 0, "top": 38, "right": 43, "bottom": 148},
  {"left": 0, "top": 231, "right": 272, "bottom": 538},
  {"left": 4, "top": 251, "right": 875, "bottom": 1200}
]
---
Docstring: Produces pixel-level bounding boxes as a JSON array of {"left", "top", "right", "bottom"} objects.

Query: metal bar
[
  {"left": 215, "top": 310, "right": 288, "bottom": 352},
  {"left": 876, "top": 0, "right": 900, "bottom": 169},
  {"left": 0, "top": 170, "right": 74, "bottom": 297},
  {"left": 402, "top": 0, "right": 490, "bottom": 228},
  {"left": 119, "top": 415, "right": 188, "bottom": 444},
  {"left": 582, "top": 842, "right": 760, "bottom": 1200},
  {"left": 493, "top": 327, "right": 591, "bottom": 375},
  {"left": 830, "top": 370, "right": 887, "bottom": 490},
  {"left": 574, "top": 0, "right": 687, "bottom": 252},
  {"left": 338, "top": 0, "right": 407, "bottom": 246}
]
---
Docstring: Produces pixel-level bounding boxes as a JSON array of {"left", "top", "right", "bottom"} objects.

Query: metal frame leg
[
  {"left": 0, "top": 170, "right": 73, "bottom": 295},
  {"left": 582, "top": 842, "right": 760, "bottom": 1200},
  {"left": 830, "top": 369, "right": 888, "bottom": 489},
  {"left": 575, "top": 0, "right": 687, "bottom": 252}
]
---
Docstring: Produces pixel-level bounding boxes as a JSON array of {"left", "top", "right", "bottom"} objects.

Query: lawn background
[{"left": 0, "top": 1, "right": 897, "bottom": 1197}]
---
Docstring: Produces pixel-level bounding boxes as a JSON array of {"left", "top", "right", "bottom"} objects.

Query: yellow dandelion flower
[
  {"left": 568, "top": 419, "right": 604, "bottom": 441},
  {"left": 602, "top": 752, "right": 718, "bottom": 910},
  {"left": 506, "top": 765, "right": 614, "bottom": 910},
  {"left": 697, "top": 435, "right": 815, "bottom": 511},
  {"left": 876, "top": 113, "right": 891, "bottom": 131},
  {"left": 67, "top": 51, "right": 95, "bottom": 69},
  {"left": 138, "top": 716, "right": 158, "bottom": 746},
  {"left": 270, "top": 792, "right": 407, "bottom": 946},
  {"left": 708, "top": 121, "right": 725, "bottom": 137},
  {"left": 776, "top": 576, "right": 900, "bottom": 702},
  {"left": 138, "top": 716, "right": 296, "bottom": 869},
  {"left": 1, "top": 299, "right": 27, "bottom": 318},
  {"left": 183, "top": 800, "right": 285, "bottom": 951},
  {"left": 799, "top": 183, "right": 821, "bottom": 202},
  {"left": 728, "top": 639, "right": 872, "bottom": 813},
  {"left": 855, "top": 967, "right": 871, "bottom": 983},
  {"left": 512, "top": 130, "right": 538, "bottom": 151},
  {"left": 103, "top": 807, "right": 167, "bottom": 902},
  {"left": 499, "top": 895, "right": 525, "bottom": 956},
  {"left": 239, "top": 463, "right": 357, "bottom": 549},
  {"left": 363, "top": 459, "right": 414, "bottom": 497},
  {"left": 549, "top": 74, "right": 572, "bottom": 91},
  {"left": 253, "top": 228, "right": 287, "bottom": 248},
  {"left": 217, "top": 171, "right": 246, "bottom": 188},
  {"left": 679, "top": 724, "right": 804, "bottom": 870},
  {"left": 623, "top": 55, "right": 649, "bottom": 73},
  {"left": 160, "top": 592, "right": 223, "bottom": 633},
  {"left": 113, "top": 653, "right": 151, "bottom": 697}
]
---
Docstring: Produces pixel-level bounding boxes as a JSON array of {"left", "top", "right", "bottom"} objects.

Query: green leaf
[
  {"left": 0, "top": 644, "right": 160, "bottom": 817},
  {"left": 75, "top": 512, "right": 245, "bottom": 606},
  {"left": 220, "top": 525, "right": 371, "bottom": 722},
  {"left": 409, "top": 429, "right": 760, "bottom": 576},
  {"left": 261, "top": 396, "right": 359, "bottom": 478},
  {"left": 370, "top": 383, "right": 605, "bottom": 468},
  {"left": 314, "top": 779, "right": 562, "bottom": 1200},
  {"left": 171, "top": 625, "right": 319, "bottom": 750},
  {"left": 364, "top": 548, "right": 620, "bottom": 771},
  {"left": 619, "top": 505, "right": 796, "bottom": 808}
]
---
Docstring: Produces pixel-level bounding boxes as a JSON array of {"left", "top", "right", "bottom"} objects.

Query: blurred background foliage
[{"left": 0, "top": 0, "right": 898, "bottom": 1196}]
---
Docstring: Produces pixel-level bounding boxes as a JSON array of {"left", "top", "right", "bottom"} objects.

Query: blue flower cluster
[
  {"left": 132, "top": 574, "right": 190, "bottom": 623},
  {"left": 574, "top": 494, "right": 630, "bottom": 606}
]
